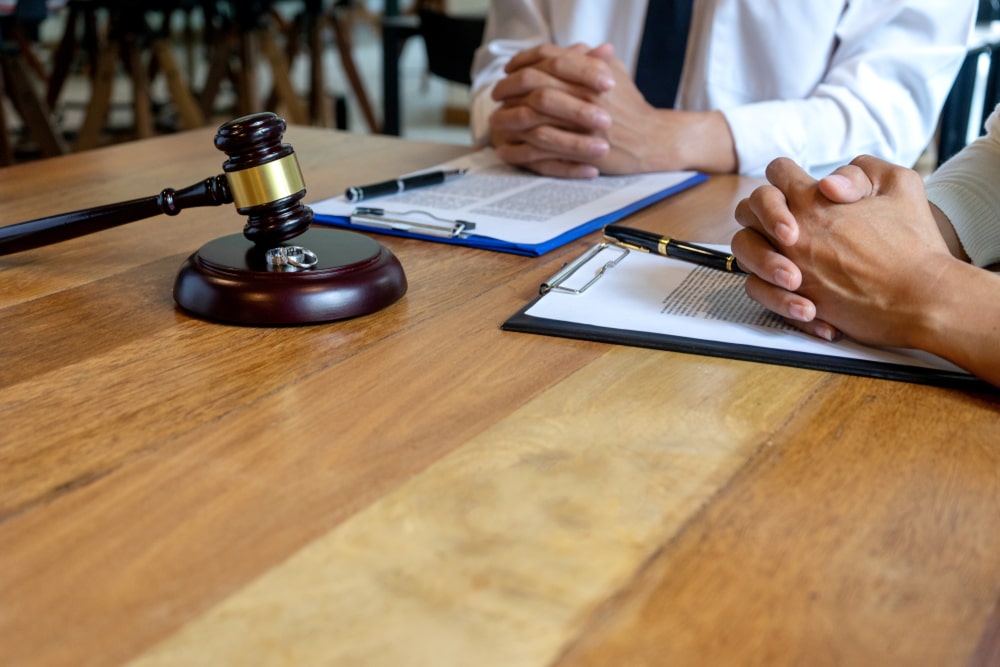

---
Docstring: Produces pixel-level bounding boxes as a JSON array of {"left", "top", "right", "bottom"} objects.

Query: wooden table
[{"left": 1, "top": 127, "right": 999, "bottom": 667}]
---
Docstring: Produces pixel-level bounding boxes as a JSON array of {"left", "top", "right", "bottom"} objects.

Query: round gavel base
[{"left": 173, "top": 229, "right": 407, "bottom": 325}]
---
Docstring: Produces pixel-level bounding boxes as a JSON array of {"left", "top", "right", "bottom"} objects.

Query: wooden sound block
[{"left": 173, "top": 228, "right": 407, "bottom": 325}]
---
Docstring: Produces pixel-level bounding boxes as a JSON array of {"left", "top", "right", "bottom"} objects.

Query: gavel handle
[{"left": 0, "top": 175, "right": 233, "bottom": 256}]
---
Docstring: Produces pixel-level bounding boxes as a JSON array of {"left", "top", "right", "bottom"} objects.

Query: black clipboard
[{"left": 501, "top": 243, "right": 989, "bottom": 391}]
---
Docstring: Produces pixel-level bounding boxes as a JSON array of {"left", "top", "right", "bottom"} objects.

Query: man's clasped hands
[
  {"left": 488, "top": 42, "right": 737, "bottom": 179},
  {"left": 732, "top": 155, "right": 1000, "bottom": 387}
]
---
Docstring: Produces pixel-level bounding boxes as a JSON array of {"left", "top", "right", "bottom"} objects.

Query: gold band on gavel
[{"left": 225, "top": 154, "right": 306, "bottom": 209}]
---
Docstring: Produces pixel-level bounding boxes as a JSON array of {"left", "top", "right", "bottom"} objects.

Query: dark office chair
[
  {"left": 416, "top": 8, "right": 485, "bottom": 87},
  {"left": 381, "top": 3, "right": 486, "bottom": 135},
  {"left": 937, "top": 2, "right": 1000, "bottom": 166},
  {"left": 415, "top": 7, "right": 485, "bottom": 127},
  {"left": 980, "top": 0, "right": 1000, "bottom": 22},
  {"left": 986, "top": 41, "right": 1000, "bottom": 120},
  {"left": 937, "top": 41, "right": 999, "bottom": 166}
]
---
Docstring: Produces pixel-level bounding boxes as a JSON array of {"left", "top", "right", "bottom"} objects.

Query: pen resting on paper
[
  {"left": 345, "top": 169, "right": 467, "bottom": 202},
  {"left": 604, "top": 224, "right": 743, "bottom": 274}
]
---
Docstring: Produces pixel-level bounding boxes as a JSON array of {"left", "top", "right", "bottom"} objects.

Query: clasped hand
[
  {"left": 731, "top": 155, "right": 960, "bottom": 350},
  {"left": 487, "top": 42, "right": 734, "bottom": 178}
]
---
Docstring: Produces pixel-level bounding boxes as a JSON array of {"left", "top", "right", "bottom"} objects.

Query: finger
[
  {"left": 490, "top": 104, "right": 610, "bottom": 157},
  {"left": 817, "top": 163, "right": 875, "bottom": 204},
  {"left": 731, "top": 229, "right": 802, "bottom": 291},
  {"left": 846, "top": 154, "right": 898, "bottom": 192},
  {"left": 743, "top": 273, "right": 817, "bottom": 323},
  {"left": 763, "top": 156, "right": 816, "bottom": 195},
  {"left": 585, "top": 42, "right": 615, "bottom": 62},
  {"left": 492, "top": 66, "right": 571, "bottom": 101},
  {"left": 733, "top": 196, "right": 760, "bottom": 230},
  {"left": 735, "top": 185, "right": 799, "bottom": 246},
  {"left": 848, "top": 154, "right": 928, "bottom": 203},
  {"left": 524, "top": 159, "right": 601, "bottom": 179},
  {"left": 505, "top": 44, "right": 615, "bottom": 93},
  {"left": 494, "top": 136, "right": 605, "bottom": 176},
  {"left": 493, "top": 127, "right": 608, "bottom": 163},
  {"left": 505, "top": 43, "right": 582, "bottom": 73},
  {"left": 494, "top": 149, "right": 600, "bottom": 179},
  {"left": 495, "top": 128, "right": 609, "bottom": 163},
  {"left": 491, "top": 86, "right": 612, "bottom": 133},
  {"left": 782, "top": 317, "right": 842, "bottom": 343}
]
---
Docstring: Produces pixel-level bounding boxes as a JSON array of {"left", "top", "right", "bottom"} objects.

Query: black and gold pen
[{"left": 603, "top": 224, "right": 744, "bottom": 274}]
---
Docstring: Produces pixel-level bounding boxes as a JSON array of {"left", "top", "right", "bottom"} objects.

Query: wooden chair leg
[
  {"left": 75, "top": 39, "right": 117, "bottom": 150},
  {"left": 0, "top": 53, "right": 69, "bottom": 157},
  {"left": 328, "top": 9, "right": 380, "bottom": 133},
  {"left": 152, "top": 39, "right": 205, "bottom": 130},
  {"left": 199, "top": 28, "right": 235, "bottom": 119},
  {"left": 12, "top": 25, "right": 48, "bottom": 83},
  {"left": 236, "top": 31, "right": 257, "bottom": 116},
  {"left": 307, "top": 15, "right": 329, "bottom": 126},
  {"left": 263, "top": 8, "right": 305, "bottom": 119},
  {"left": 46, "top": 3, "right": 81, "bottom": 110},
  {"left": 258, "top": 27, "right": 309, "bottom": 124},
  {"left": 123, "top": 34, "right": 154, "bottom": 139},
  {"left": 182, "top": 7, "right": 197, "bottom": 86}
]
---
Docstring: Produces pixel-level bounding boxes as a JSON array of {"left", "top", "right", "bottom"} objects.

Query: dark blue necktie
[{"left": 634, "top": 0, "right": 693, "bottom": 109}]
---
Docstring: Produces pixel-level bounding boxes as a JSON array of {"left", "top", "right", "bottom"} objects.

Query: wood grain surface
[{"left": 1, "top": 127, "right": 998, "bottom": 667}]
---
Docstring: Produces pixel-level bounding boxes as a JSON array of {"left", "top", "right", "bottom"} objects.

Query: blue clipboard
[{"left": 309, "top": 150, "right": 708, "bottom": 257}]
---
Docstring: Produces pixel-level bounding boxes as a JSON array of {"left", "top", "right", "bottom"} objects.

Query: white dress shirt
[{"left": 470, "top": 0, "right": 976, "bottom": 177}]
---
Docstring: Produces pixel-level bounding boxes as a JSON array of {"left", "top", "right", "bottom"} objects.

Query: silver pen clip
[{"left": 350, "top": 207, "right": 477, "bottom": 239}]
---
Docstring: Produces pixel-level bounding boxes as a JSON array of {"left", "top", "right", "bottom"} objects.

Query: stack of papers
[{"left": 309, "top": 148, "right": 706, "bottom": 256}]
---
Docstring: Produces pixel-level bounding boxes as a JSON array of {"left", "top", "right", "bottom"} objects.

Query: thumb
[
  {"left": 817, "top": 163, "right": 875, "bottom": 204},
  {"left": 586, "top": 42, "right": 616, "bottom": 61}
]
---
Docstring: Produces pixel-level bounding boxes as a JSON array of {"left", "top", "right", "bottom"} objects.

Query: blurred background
[
  {"left": 0, "top": 0, "right": 486, "bottom": 165},
  {"left": 1, "top": 0, "right": 998, "bottom": 174}
]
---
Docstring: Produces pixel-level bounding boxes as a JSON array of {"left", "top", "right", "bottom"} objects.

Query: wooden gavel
[{"left": 0, "top": 112, "right": 312, "bottom": 255}]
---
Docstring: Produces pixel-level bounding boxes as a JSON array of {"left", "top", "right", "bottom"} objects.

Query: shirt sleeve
[
  {"left": 469, "top": 0, "right": 552, "bottom": 146},
  {"left": 722, "top": 0, "right": 976, "bottom": 177},
  {"left": 468, "top": 0, "right": 647, "bottom": 146},
  {"left": 925, "top": 105, "right": 1000, "bottom": 268},
  {"left": 468, "top": 0, "right": 976, "bottom": 178}
]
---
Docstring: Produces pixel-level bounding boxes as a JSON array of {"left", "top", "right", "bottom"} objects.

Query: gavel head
[{"left": 214, "top": 112, "right": 313, "bottom": 247}]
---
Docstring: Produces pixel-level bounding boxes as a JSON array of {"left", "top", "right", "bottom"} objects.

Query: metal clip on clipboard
[
  {"left": 539, "top": 242, "right": 630, "bottom": 295},
  {"left": 350, "top": 207, "right": 477, "bottom": 239}
]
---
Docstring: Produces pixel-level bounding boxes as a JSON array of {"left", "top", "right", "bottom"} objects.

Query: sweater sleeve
[{"left": 925, "top": 105, "right": 1000, "bottom": 268}]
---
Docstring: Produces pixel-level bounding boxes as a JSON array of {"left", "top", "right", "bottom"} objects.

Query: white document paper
[
  {"left": 524, "top": 244, "right": 969, "bottom": 375},
  {"left": 310, "top": 149, "right": 700, "bottom": 244}
]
